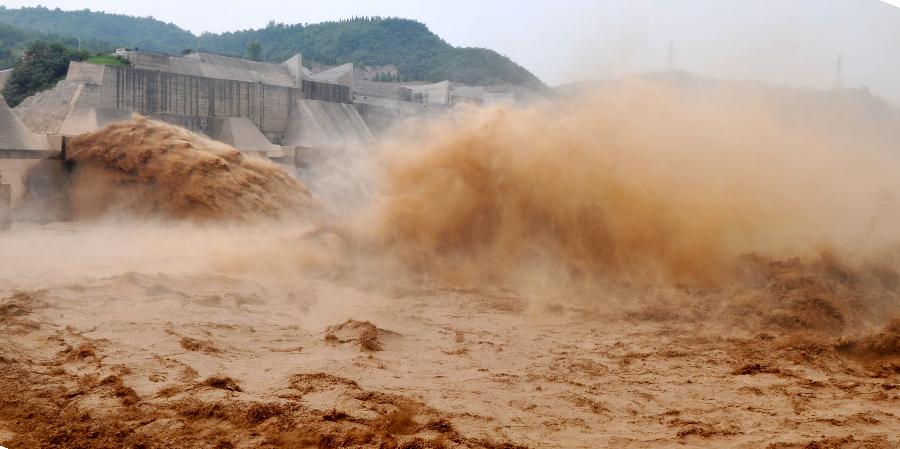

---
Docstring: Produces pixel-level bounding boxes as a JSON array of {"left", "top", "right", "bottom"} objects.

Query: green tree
[
  {"left": 246, "top": 41, "right": 261, "bottom": 61},
  {"left": 2, "top": 40, "right": 87, "bottom": 107}
]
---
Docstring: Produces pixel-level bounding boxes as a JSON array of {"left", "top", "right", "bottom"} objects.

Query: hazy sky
[
  {"left": 0, "top": 0, "right": 605, "bottom": 86},
  {"left": 3, "top": 0, "right": 900, "bottom": 96}
]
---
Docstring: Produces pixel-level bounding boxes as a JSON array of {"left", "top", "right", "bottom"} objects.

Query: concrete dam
[
  {"left": 0, "top": 49, "right": 531, "bottom": 223},
  {"left": 1, "top": 51, "right": 378, "bottom": 220}
]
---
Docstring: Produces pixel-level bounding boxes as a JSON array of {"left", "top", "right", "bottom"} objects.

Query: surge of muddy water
[
  {"left": 366, "top": 81, "right": 900, "bottom": 285},
  {"left": 1, "top": 80, "right": 898, "bottom": 449},
  {"left": 65, "top": 116, "right": 319, "bottom": 221}
]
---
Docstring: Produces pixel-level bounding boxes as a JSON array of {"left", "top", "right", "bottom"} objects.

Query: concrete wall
[
  {"left": 355, "top": 98, "right": 448, "bottom": 135},
  {"left": 1, "top": 55, "right": 385, "bottom": 225},
  {"left": 128, "top": 52, "right": 298, "bottom": 88},
  {"left": 60, "top": 62, "right": 354, "bottom": 143},
  {"left": 211, "top": 117, "right": 284, "bottom": 157},
  {"left": 285, "top": 99, "right": 372, "bottom": 147},
  {"left": 407, "top": 81, "right": 451, "bottom": 105},
  {"left": 302, "top": 79, "right": 352, "bottom": 104},
  {"left": 354, "top": 80, "right": 413, "bottom": 102},
  {"left": 310, "top": 63, "right": 354, "bottom": 86},
  {"left": 14, "top": 81, "right": 82, "bottom": 134},
  {"left": 0, "top": 159, "right": 37, "bottom": 207},
  {"left": 0, "top": 182, "right": 9, "bottom": 230},
  {"left": 0, "top": 92, "right": 51, "bottom": 150},
  {"left": 16, "top": 59, "right": 373, "bottom": 160},
  {"left": 0, "top": 158, "right": 68, "bottom": 222},
  {"left": 284, "top": 54, "right": 303, "bottom": 87},
  {"left": 66, "top": 62, "right": 106, "bottom": 84},
  {"left": 86, "top": 63, "right": 296, "bottom": 141},
  {"left": 126, "top": 52, "right": 173, "bottom": 72},
  {"left": 59, "top": 107, "right": 133, "bottom": 136}
]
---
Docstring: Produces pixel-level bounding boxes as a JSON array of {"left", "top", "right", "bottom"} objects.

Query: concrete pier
[{"left": 0, "top": 178, "right": 10, "bottom": 231}]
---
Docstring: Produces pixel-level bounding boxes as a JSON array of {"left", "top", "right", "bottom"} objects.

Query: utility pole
[
  {"left": 835, "top": 54, "right": 843, "bottom": 88},
  {"left": 78, "top": 37, "right": 82, "bottom": 52},
  {"left": 667, "top": 41, "right": 676, "bottom": 72},
  {"left": 0, "top": 174, "right": 10, "bottom": 231}
]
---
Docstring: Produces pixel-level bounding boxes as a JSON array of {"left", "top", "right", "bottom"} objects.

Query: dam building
[
  {"left": 14, "top": 51, "right": 374, "bottom": 158},
  {"left": 1, "top": 51, "right": 378, "bottom": 219},
  {"left": 0, "top": 49, "right": 532, "bottom": 222}
]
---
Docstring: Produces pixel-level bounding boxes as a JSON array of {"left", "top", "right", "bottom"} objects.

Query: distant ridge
[{"left": 0, "top": 7, "right": 544, "bottom": 89}]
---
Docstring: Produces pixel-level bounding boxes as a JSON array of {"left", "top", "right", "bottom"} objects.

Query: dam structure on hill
[
  {"left": 1, "top": 51, "right": 382, "bottom": 219},
  {"left": 14, "top": 51, "right": 374, "bottom": 160},
  {"left": 0, "top": 49, "right": 538, "bottom": 222}
]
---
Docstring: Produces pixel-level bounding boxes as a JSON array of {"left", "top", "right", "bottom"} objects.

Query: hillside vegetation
[
  {"left": 0, "top": 23, "right": 34, "bottom": 68},
  {"left": 0, "top": 6, "right": 192, "bottom": 55},
  {"left": 0, "top": 21, "right": 107, "bottom": 69},
  {"left": 0, "top": 7, "right": 544, "bottom": 89},
  {"left": 197, "top": 18, "right": 544, "bottom": 88},
  {"left": 1, "top": 41, "right": 88, "bottom": 107}
]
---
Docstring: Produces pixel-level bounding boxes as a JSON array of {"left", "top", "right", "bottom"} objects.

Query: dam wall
[
  {"left": 0, "top": 158, "right": 68, "bottom": 222},
  {"left": 55, "top": 62, "right": 355, "bottom": 144},
  {"left": 88, "top": 63, "right": 296, "bottom": 141},
  {"left": 284, "top": 99, "right": 373, "bottom": 147},
  {"left": 3, "top": 54, "right": 375, "bottom": 224},
  {"left": 302, "top": 79, "right": 352, "bottom": 104},
  {"left": 354, "top": 97, "right": 448, "bottom": 134}
]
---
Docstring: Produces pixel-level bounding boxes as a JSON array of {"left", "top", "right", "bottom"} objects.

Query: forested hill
[
  {"left": 0, "top": 22, "right": 108, "bottom": 69},
  {"left": 0, "top": 6, "right": 194, "bottom": 55},
  {"left": 0, "top": 6, "right": 544, "bottom": 89},
  {"left": 0, "top": 23, "right": 40, "bottom": 68},
  {"left": 196, "top": 19, "right": 543, "bottom": 89}
]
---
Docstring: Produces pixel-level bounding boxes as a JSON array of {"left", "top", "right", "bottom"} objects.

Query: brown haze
[
  {"left": 365, "top": 80, "right": 900, "bottom": 287},
  {"left": 2, "top": 79, "right": 899, "bottom": 449},
  {"left": 56, "top": 80, "right": 900, "bottom": 334}
]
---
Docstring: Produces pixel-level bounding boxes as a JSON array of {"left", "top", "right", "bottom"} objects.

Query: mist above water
[
  {"left": 26, "top": 76, "right": 900, "bottom": 337},
  {"left": 362, "top": 79, "right": 900, "bottom": 286}
]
